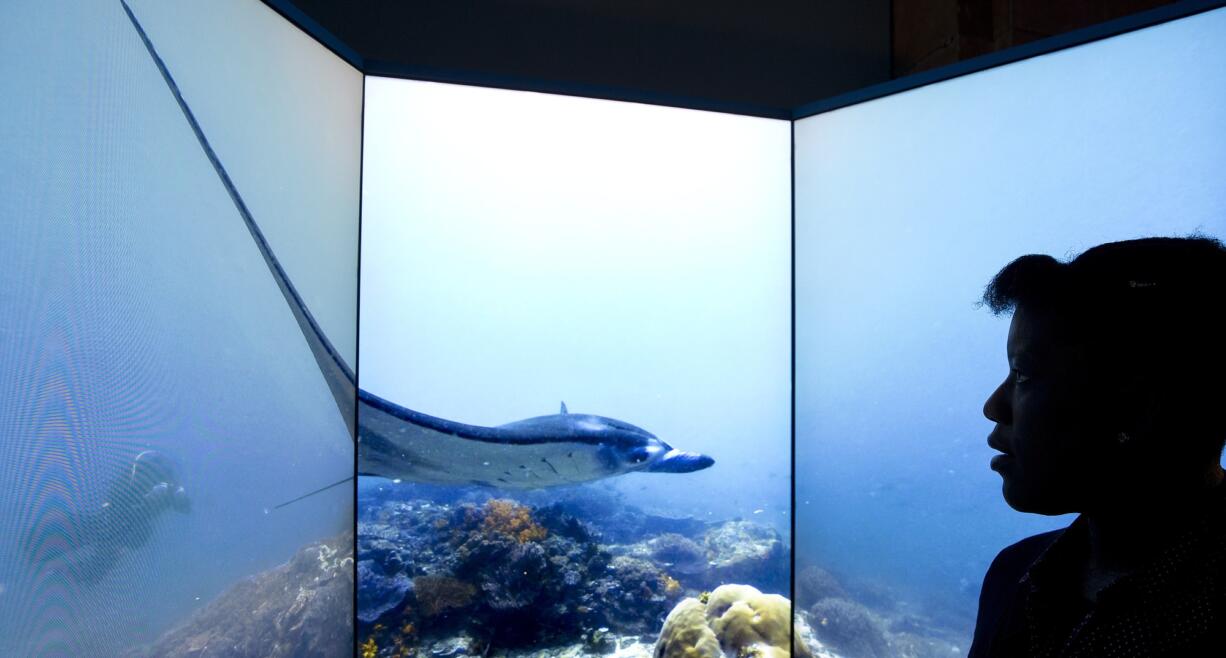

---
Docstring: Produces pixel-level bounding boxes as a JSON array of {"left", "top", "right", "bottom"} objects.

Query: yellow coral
[
  {"left": 656, "top": 598, "right": 721, "bottom": 658},
  {"left": 480, "top": 499, "right": 547, "bottom": 543},
  {"left": 662, "top": 574, "right": 683, "bottom": 597},
  {"left": 392, "top": 623, "right": 417, "bottom": 658},
  {"left": 656, "top": 584, "right": 811, "bottom": 658},
  {"left": 361, "top": 636, "right": 378, "bottom": 658}
]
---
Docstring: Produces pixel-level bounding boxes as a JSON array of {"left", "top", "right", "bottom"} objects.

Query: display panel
[
  {"left": 358, "top": 77, "right": 790, "bottom": 654},
  {"left": 0, "top": 0, "right": 359, "bottom": 654},
  {"left": 794, "top": 7, "right": 1226, "bottom": 655},
  {"left": 127, "top": 0, "right": 361, "bottom": 369}
]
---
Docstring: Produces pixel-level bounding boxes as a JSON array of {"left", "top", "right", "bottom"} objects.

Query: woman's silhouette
[{"left": 971, "top": 236, "right": 1226, "bottom": 657}]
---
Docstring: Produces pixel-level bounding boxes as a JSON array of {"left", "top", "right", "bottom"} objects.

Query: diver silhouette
[
  {"left": 39, "top": 450, "right": 191, "bottom": 583},
  {"left": 969, "top": 236, "right": 1226, "bottom": 657}
]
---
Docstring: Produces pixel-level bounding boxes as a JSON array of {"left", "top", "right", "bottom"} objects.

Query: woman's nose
[{"left": 983, "top": 380, "right": 1010, "bottom": 424}]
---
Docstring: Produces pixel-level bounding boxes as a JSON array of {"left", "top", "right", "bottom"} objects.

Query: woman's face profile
[{"left": 983, "top": 304, "right": 1111, "bottom": 515}]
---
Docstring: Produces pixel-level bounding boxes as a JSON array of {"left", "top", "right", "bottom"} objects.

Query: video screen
[
  {"left": 358, "top": 77, "right": 791, "bottom": 654},
  {"left": 0, "top": 0, "right": 360, "bottom": 654},
  {"left": 794, "top": 7, "right": 1226, "bottom": 655}
]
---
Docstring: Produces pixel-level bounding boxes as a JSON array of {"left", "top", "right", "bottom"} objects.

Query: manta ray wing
[{"left": 357, "top": 390, "right": 612, "bottom": 489}]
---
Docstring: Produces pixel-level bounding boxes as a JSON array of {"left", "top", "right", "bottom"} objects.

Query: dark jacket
[{"left": 969, "top": 484, "right": 1226, "bottom": 658}]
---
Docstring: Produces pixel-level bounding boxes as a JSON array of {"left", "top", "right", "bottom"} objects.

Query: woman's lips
[
  {"left": 987, "top": 431, "right": 1011, "bottom": 455},
  {"left": 987, "top": 431, "right": 1013, "bottom": 471},
  {"left": 990, "top": 454, "right": 1015, "bottom": 471}
]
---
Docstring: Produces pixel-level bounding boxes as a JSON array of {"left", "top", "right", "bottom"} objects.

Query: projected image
[
  {"left": 0, "top": 1, "right": 358, "bottom": 655},
  {"left": 793, "top": 8, "right": 1226, "bottom": 658},
  {"left": 357, "top": 78, "right": 791, "bottom": 657}
]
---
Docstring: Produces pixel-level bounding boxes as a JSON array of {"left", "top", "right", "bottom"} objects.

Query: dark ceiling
[
  {"left": 275, "top": 0, "right": 1190, "bottom": 118},
  {"left": 275, "top": 0, "right": 892, "bottom": 117}
]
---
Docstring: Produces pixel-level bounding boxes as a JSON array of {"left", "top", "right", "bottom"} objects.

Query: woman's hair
[{"left": 982, "top": 235, "right": 1226, "bottom": 461}]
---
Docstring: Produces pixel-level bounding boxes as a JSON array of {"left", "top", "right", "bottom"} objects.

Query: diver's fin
[{"left": 560, "top": 401, "right": 568, "bottom": 414}]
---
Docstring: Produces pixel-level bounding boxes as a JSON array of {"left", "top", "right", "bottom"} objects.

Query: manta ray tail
[{"left": 270, "top": 475, "right": 354, "bottom": 511}]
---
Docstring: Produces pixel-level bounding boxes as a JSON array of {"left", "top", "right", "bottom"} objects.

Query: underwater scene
[
  {"left": 0, "top": 0, "right": 359, "bottom": 654},
  {"left": 356, "top": 77, "right": 793, "bottom": 657},
  {"left": 794, "top": 8, "right": 1226, "bottom": 658},
  {"left": 357, "top": 8, "right": 1226, "bottom": 658}
]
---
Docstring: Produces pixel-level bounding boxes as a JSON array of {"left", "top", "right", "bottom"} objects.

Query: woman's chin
[{"left": 1001, "top": 478, "right": 1076, "bottom": 516}]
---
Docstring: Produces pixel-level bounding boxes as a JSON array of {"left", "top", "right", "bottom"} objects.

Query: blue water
[{"left": 0, "top": 0, "right": 354, "bottom": 654}]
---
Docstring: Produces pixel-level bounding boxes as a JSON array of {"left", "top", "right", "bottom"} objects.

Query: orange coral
[
  {"left": 391, "top": 621, "right": 417, "bottom": 658},
  {"left": 413, "top": 575, "right": 477, "bottom": 617},
  {"left": 480, "top": 499, "right": 547, "bottom": 543},
  {"left": 661, "top": 573, "right": 683, "bottom": 597}
]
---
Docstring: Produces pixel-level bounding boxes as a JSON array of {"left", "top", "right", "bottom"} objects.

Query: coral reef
[
  {"left": 359, "top": 494, "right": 688, "bottom": 653},
  {"left": 128, "top": 530, "right": 353, "bottom": 657},
  {"left": 478, "top": 499, "right": 549, "bottom": 544},
  {"left": 795, "top": 567, "right": 848, "bottom": 606},
  {"left": 359, "top": 561, "right": 414, "bottom": 623},
  {"left": 358, "top": 487, "right": 968, "bottom": 658},
  {"left": 524, "top": 487, "right": 709, "bottom": 544},
  {"left": 414, "top": 575, "right": 478, "bottom": 618},
  {"left": 649, "top": 533, "right": 709, "bottom": 575},
  {"left": 655, "top": 584, "right": 809, "bottom": 658},
  {"left": 655, "top": 599, "right": 720, "bottom": 658},
  {"left": 588, "top": 556, "right": 681, "bottom": 633},
  {"left": 700, "top": 523, "right": 786, "bottom": 593},
  {"left": 808, "top": 597, "right": 892, "bottom": 658},
  {"left": 620, "top": 521, "right": 787, "bottom": 594}
]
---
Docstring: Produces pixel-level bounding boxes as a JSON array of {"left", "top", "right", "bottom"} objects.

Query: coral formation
[
  {"left": 662, "top": 574, "right": 683, "bottom": 598},
  {"left": 808, "top": 596, "right": 892, "bottom": 658},
  {"left": 477, "top": 499, "right": 548, "bottom": 544},
  {"left": 359, "top": 561, "right": 414, "bottom": 623},
  {"left": 795, "top": 566, "right": 848, "bottom": 606},
  {"left": 650, "top": 533, "right": 709, "bottom": 574},
  {"left": 700, "top": 523, "right": 786, "bottom": 593},
  {"left": 357, "top": 487, "right": 970, "bottom": 658},
  {"left": 130, "top": 531, "right": 353, "bottom": 657},
  {"left": 359, "top": 493, "right": 690, "bottom": 651},
  {"left": 413, "top": 575, "right": 477, "bottom": 618},
  {"left": 656, "top": 598, "right": 721, "bottom": 658},
  {"left": 655, "top": 584, "right": 809, "bottom": 658},
  {"left": 589, "top": 556, "right": 683, "bottom": 633}
]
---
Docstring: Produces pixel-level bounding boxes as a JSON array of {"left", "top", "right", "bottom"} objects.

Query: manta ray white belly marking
[{"left": 357, "top": 392, "right": 715, "bottom": 490}]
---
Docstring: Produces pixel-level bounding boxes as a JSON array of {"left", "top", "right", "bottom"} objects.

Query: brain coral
[{"left": 655, "top": 584, "right": 811, "bottom": 658}]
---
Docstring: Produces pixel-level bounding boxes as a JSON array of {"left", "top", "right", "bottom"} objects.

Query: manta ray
[
  {"left": 128, "top": 1, "right": 715, "bottom": 495},
  {"left": 359, "top": 393, "right": 714, "bottom": 488}
]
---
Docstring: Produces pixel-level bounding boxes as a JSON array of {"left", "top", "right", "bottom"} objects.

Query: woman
[{"left": 971, "top": 235, "right": 1226, "bottom": 657}]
